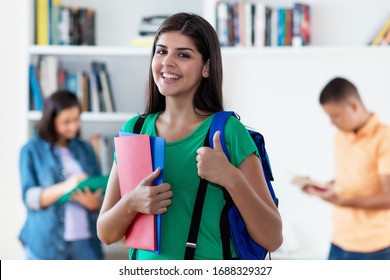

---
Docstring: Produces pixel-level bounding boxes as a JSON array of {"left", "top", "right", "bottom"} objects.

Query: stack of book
[
  {"left": 34, "top": 0, "right": 95, "bottom": 45},
  {"left": 215, "top": 1, "right": 310, "bottom": 47},
  {"left": 29, "top": 58, "right": 116, "bottom": 113},
  {"left": 130, "top": 15, "right": 169, "bottom": 46}
]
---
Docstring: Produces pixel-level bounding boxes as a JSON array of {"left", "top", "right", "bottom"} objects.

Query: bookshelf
[
  {"left": 26, "top": 0, "right": 205, "bottom": 143},
  {"left": 25, "top": 0, "right": 206, "bottom": 260},
  {"left": 21, "top": 0, "right": 390, "bottom": 260},
  {"left": 28, "top": 45, "right": 151, "bottom": 56}
]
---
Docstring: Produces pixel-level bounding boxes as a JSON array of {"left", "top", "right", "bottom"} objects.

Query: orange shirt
[{"left": 332, "top": 114, "right": 390, "bottom": 252}]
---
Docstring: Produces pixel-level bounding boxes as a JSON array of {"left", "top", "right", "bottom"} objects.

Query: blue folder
[{"left": 119, "top": 130, "right": 165, "bottom": 254}]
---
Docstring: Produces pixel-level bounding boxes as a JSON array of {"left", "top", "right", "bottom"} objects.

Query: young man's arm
[{"left": 306, "top": 175, "right": 390, "bottom": 209}]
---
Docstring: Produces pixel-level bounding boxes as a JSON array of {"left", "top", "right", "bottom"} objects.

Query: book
[
  {"left": 78, "top": 8, "right": 95, "bottom": 45},
  {"left": 138, "top": 15, "right": 168, "bottom": 36},
  {"left": 57, "top": 175, "right": 109, "bottom": 204},
  {"left": 29, "top": 65, "right": 43, "bottom": 111},
  {"left": 277, "top": 8, "right": 286, "bottom": 46},
  {"left": 58, "top": 6, "right": 70, "bottom": 45},
  {"left": 91, "top": 62, "right": 115, "bottom": 112},
  {"left": 36, "top": 0, "right": 49, "bottom": 45},
  {"left": 370, "top": 16, "right": 390, "bottom": 45},
  {"left": 114, "top": 132, "right": 165, "bottom": 252},
  {"left": 38, "top": 55, "right": 59, "bottom": 99},
  {"left": 290, "top": 175, "right": 328, "bottom": 191},
  {"left": 99, "top": 65, "right": 115, "bottom": 112},
  {"left": 292, "top": 3, "right": 311, "bottom": 46},
  {"left": 254, "top": 2, "right": 266, "bottom": 47},
  {"left": 216, "top": 1, "right": 230, "bottom": 47},
  {"left": 130, "top": 36, "right": 155, "bottom": 47}
]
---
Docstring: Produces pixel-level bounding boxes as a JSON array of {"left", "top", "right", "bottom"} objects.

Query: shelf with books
[
  {"left": 211, "top": 0, "right": 311, "bottom": 48},
  {"left": 28, "top": 54, "right": 149, "bottom": 114},
  {"left": 28, "top": 45, "right": 152, "bottom": 57},
  {"left": 207, "top": 0, "right": 390, "bottom": 48},
  {"left": 27, "top": 111, "right": 136, "bottom": 122},
  {"left": 220, "top": 45, "right": 390, "bottom": 56}
]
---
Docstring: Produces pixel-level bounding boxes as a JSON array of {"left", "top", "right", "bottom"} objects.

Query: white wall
[
  {"left": 222, "top": 49, "right": 390, "bottom": 259},
  {"left": 0, "top": 1, "right": 28, "bottom": 259}
]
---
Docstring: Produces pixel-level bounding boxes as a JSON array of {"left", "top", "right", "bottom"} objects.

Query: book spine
[
  {"left": 237, "top": 0, "right": 245, "bottom": 46},
  {"left": 284, "top": 8, "right": 292, "bottom": 46},
  {"left": 244, "top": 2, "right": 252, "bottom": 47},
  {"left": 48, "top": 0, "right": 53, "bottom": 44},
  {"left": 39, "top": 56, "right": 58, "bottom": 98},
  {"left": 88, "top": 72, "right": 100, "bottom": 112},
  {"left": 65, "top": 72, "right": 78, "bottom": 95},
  {"left": 216, "top": 1, "right": 230, "bottom": 47},
  {"left": 301, "top": 4, "right": 311, "bottom": 45},
  {"left": 232, "top": 4, "right": 240, "bottom": 46},
  {"left": 270, "top": 8, "right": 278, "bottom": 46},
  {"left": 277, "top": 8, "right": 285, "bottom": 46},
  {"left": 29, "top": 65, "right": 43, "bottom": 111},
  {"left": 292, "top": 3, "right": 302, "bottom": 46},
  {"left": 58, "top": 7, "right": 70, "bottom": 45},
  {"left": 264, "top": 7, "right": 272, "bottom": 46},
  {"left": 371, "top": 17, "right": 390, "bottom": 45},
  {"left": 254, "top": 2, "right": 266, "bottom": 47},
  {"left": 36, "top": 0, "right": 49, "bottom": 45},
  {"left": 50, "top": 0, "right": 62, "bottom": 45}
]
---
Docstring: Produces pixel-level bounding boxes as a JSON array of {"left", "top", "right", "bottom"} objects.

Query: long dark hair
[
  {"left": 38, "top": 89, "right": 81, "bottom": 144},
  {"left": 145, "top": 12, "right": 224, "bottom": 115}
]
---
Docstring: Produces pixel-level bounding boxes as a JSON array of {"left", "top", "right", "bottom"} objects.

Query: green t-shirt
[{"left": 121, "top": 112, "right": 257, "bottom": 260}]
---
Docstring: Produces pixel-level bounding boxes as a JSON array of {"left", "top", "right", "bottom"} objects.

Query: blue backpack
[{"left": 184, "top": 111, "right": 278, "bottom": 260}]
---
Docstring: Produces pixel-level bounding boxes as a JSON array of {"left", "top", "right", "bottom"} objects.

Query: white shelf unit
[
  {"left": 25, "top": 0, "right": 207, "bottom": 260},
  {"left": 28, "top": 45, "right": 151, "bottom": 56},
  {"left": 23, "top": 0, "right": 390, "bottom": 260},
  {"left": 26, "top": 0, "right": 207, "bottom": 141}
]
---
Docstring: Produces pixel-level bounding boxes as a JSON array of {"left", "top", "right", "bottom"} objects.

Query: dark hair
[
  {"left": 319, "top": 77, "right": 361, "bottom": 105},
  {"left": 145, "top": 12, "right": 223, "bottom": 115},
  {"left": 38, "top": 89, "right": 81, "bottom": 144}
]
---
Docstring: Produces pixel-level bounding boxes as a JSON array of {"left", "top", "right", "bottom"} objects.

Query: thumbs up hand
[
  {"left": 196, "top": 131, "right": 235, "bottom": 187},
  {"left": 212, "top": 130, "right": 223, "bottom": 152}
]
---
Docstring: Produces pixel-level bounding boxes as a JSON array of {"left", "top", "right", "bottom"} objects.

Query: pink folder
[{"left": 114, "top": 134, "right": 156, "bottom": 251}]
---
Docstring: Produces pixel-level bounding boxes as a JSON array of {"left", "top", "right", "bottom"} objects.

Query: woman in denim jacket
[{"left": 19, "top": 90, "right": 103, "bottom": 259}]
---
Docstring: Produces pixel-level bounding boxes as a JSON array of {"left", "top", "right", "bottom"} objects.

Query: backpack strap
[
  {"left": 184, "top": 129, "right": 211, "bottom": 260},
  {"left": 208, "top": 111, "right": 236, "bottom": 259},
  {"left": 208, "top": 111, "right": 237, "bottom": 160},
  {"left": 130, "top": 114, "right": 146, "bottom": 260},
  {"left": 133, "top": 114, "right": 146, "bottom": 134}
]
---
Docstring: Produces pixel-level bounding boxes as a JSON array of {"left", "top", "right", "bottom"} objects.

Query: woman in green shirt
[{"left": 97, "top": 12, "right": 282, "bottom": 260}]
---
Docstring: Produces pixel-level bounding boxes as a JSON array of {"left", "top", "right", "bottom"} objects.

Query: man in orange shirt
[{"left": 306, "top": 77, "right": 390, "bottom": 260}]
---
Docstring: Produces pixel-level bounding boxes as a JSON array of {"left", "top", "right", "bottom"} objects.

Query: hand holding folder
[
  {"left": 114, "top": 131, "right": 165, "bottom": 253},
  {"left": 57, "top": 175, "right": 109, "bottom": 204}
]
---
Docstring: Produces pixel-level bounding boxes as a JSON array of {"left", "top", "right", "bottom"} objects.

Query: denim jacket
[{"left": 19, "top": 137, "right": 103, "bottom": 259}]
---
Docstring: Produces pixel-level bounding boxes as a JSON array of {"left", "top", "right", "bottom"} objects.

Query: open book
[
  {"left": 290, "top": 175, "right": 328, "bottom": 191},
  {"left": 57, "top": 175, "right": 109, "bottom": 204}
]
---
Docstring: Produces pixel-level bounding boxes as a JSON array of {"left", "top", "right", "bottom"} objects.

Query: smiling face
[
  {"left": 151, "top": 31, "right": 209, "bottom": 100},
  {"left": 54, "top": 106, "right": 81, "bottom": 143}
]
